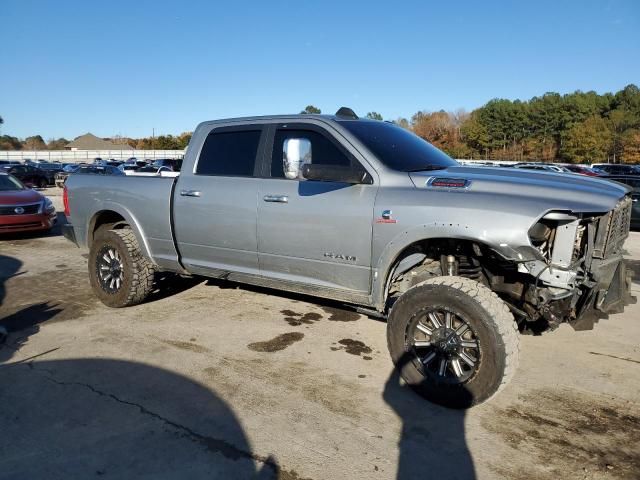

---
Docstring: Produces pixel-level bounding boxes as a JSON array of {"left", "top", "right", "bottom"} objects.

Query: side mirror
[
  {"left": 302, "top": 164, "right": 372, "bottom": 184},
  {"left": 283, "top": 138, "right": 312, "bottom": 179}
]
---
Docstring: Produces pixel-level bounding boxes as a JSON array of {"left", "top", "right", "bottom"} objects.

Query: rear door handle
[
  {"left": 263, "top": 195, "right": 288, "bottom": 203},
  {"left": 180, "top": 190, "right": 201, "bottom": 197}
]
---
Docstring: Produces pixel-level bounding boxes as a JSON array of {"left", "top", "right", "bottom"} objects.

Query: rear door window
[{"left": 196, "top": 128, "right": 262, "bottom": 177}]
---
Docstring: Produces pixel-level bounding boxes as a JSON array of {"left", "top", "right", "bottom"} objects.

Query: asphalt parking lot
[{"left": 1, "top": 188, "right": 639, "bottom": 480}]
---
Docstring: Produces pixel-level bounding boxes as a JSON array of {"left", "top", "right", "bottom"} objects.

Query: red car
[
  {"left": 0, "top": 172, "right": 57, "bottom": 234},
  {"left": 562, "top": 165, "right": 602, "bottom": 176}
]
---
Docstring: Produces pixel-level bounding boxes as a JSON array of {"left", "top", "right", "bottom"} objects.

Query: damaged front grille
[{"left": 593, "top": 196, "right": 632, "bottom": 259}]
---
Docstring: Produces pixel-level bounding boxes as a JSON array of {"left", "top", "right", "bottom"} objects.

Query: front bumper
[
  {"left": 571, "top": 259, "right": 636, "bottom": 331},
  {"left": 0, "top": 212, "right": 57, "bottom": 234}
]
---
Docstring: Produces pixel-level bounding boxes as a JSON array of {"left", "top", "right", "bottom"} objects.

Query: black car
[
  {"left": 1, "top": 164, "right": 50, "bottom": 188},
  {"left": 36, "top": 163, "right": 64, "bottom": 185},
  {"left": 601, "top": 175, "right": 640, "bottom": 230},
  {"left": 151, "top": 158, "right": 183, "bottom": 172},
  {"left": 593, "top": 164, "right": 640, "bottom": 175},
  {"left": 0, "top": 160, "right": 20, "bottom": 167}
]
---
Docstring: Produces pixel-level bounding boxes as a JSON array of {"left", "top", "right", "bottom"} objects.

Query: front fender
[{"left": 370, "top": 224, "right": 534, "bottom": 310}]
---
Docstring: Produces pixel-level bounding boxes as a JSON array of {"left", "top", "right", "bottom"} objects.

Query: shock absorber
[{"left": 442, "top": 254, "right": 458, "bottom": 276}]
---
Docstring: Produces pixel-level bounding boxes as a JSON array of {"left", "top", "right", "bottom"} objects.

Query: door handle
[
  {"left": 180, "top": 190, "right": 201, "bottom": 197},
  {"left": 263, "top": 195, "right": 288, "bottom": 203}
]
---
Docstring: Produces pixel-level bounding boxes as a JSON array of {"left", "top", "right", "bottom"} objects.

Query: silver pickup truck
[{"left": 62, "top": 108, "right": 635, "bottom": 408}]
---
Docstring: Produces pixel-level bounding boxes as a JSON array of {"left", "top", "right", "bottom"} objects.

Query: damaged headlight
[{"left": 529, "top": 212, "right": 582, "bottom": 267}]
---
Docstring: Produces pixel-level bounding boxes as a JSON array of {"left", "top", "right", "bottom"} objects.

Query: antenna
[{"left": 335, "top": 107, "right": 359, "bottom": 119}]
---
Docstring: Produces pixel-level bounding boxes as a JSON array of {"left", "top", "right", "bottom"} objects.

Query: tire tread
[{"left": 413, "top": 276, "right": 519, "bottom": 401}]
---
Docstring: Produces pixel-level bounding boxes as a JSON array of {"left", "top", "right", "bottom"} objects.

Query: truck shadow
[
  {"left": 383, "top": 353, "right": 476, "bottom": 479},
  {"left": 203, "top": 277, "right": 375, "bottom": 320},
  {"left": 0, "top": 358, "right": 291, "bottom": 479}
]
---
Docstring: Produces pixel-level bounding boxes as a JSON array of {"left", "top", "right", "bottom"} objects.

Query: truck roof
[{"left": 199, "top": 107, "right": 367, "bottom": 126}]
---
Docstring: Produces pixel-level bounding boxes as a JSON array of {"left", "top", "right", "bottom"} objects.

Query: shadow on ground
[
  {"left": 0, "top": 358, "right": 294, "bottom": 479},
  {"left": 383, "top": 354, "right": 475, "bottom": 479}
]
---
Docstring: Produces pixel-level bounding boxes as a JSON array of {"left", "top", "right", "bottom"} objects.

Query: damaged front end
[{"left": 507, "top": 195, "right": 636, "bottom": 332}]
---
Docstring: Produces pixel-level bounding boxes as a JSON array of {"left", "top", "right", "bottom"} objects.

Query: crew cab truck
[{"left": 62, "top": 108, "right": 635, "bottom": 408}]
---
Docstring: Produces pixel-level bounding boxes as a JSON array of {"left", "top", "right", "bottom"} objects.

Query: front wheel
[
  {"left": 88, "top": 228, "right": 155, "bottom": 307},
  {"left": 387, "top": 276, "right": 519, "bottom": 408},
  {"left": 38, "top": 178, "right": 48, "bottom": 189}
]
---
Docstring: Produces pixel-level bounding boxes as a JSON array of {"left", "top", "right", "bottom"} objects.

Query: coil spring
[{"left": 457, "top": 255, "right": 482, "bottom": 280}]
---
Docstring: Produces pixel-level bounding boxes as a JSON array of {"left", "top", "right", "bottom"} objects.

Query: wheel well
[
  {"left": 89, "top": 211, "right": 128, "bottom": 244},
  {"left": 383, "top": 238, "right": 497, "bottom": 303}
]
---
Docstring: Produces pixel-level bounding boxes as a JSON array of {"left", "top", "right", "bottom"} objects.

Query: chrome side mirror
[{"left": 283, "top": 138, "right": 312, "bottom": 179}]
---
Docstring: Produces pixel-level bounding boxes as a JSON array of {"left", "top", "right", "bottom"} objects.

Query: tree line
[
  {"left": 2, "top": 85, "right": 639, "bottom": 163},
  {"left": 304, "top": 84, "right": 640, "bottom": 164}
]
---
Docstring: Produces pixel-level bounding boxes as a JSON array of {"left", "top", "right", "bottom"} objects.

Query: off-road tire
[
  {"left": 88, "top": 228, "right": 155, "bottom": 308},
  {"left": 387, "top": 276, "right": 519, "bottom": 408},
  {"left": 38, "top": 178, "right": 48, "bottom": 189}
]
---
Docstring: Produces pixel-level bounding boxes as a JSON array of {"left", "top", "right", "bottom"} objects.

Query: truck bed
[{"left": 65, "top": 174, "right": 181, "bottom": 270}]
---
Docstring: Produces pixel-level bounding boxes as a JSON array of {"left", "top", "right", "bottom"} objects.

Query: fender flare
[
  {"left": 370, "top": 224, "right": 511, "bottom": 310},
  {"left": 87, "top": 203, "right": 154, "bottom": 263}
]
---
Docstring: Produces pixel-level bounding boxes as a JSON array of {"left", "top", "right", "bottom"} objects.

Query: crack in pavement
[
  {"left": 26, "top": 363, "right": 310, "bottom": 480},
  {"left": 589, "top": 351, "right": 640, "bottom": 365}
]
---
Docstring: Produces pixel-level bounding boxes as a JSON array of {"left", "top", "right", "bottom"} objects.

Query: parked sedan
[
  {"left": 1, "top": 164, "right": 50, "bottom": 188},
  {"left": 562, "top": 165, "right": 603, "bottom": 176},
  {"left": 0, "top": 172, "right": 57, "bottom": 234},
  {"left": 513, "top": 163, "right": 569, "bottom": 173}
]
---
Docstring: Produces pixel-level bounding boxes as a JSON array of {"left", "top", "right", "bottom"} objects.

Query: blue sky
[{"left": 1, "top": 0, "right": 638, "bottom": 139}]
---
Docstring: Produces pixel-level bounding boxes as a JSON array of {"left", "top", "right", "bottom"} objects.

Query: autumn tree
[
  {"left": 366, "top": 112, "right": 383, "bottom": 120},
  {"left": 620, "top": 129, "right": 640, "bottom": 163},
  {"left": 393, "top": 117, "right": 410, "bottom": 129},
  {"left": 300, "top": 105, "right": 321, "bottom": 114},
  {"left": 561, "top": 116, "right": 613, "bottom": 163},
  {"left": 0, "top": 135, "right": 21, "bottom": 150},
  {"left": 47, "top": 138, "right": 69, "bottom": 149},
  {"left": 24, "top": 135, "right": 47, "bottom": 150},
  {"left": 177, "top": 132, "right": 192, "bottom": 149}
]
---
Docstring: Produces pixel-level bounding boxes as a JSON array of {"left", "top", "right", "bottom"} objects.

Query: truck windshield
[{"left": 338, "top": 120, "right": 458, "bottom": 172}]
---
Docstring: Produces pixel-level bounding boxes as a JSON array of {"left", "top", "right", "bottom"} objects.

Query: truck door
[
  {"left": 257, "top": 124, "right": 377, "bottom": 294},
  {"left": 173, "top": 125, "right": 266, "bottom": 277}
]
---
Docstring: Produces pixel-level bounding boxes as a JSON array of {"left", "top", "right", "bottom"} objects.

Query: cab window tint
[
  {"left": 196, "top": 129, "right": 262, "bottom": 176},
  {"left": 271, "top": 128, "right": 351, "bottom": 178}
]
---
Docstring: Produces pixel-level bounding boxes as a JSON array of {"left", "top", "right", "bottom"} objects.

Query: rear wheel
[
  {"left": 387, "top": 276, "right": 519, "bottom": 408},
  {"left": 88, "top": 228, "right": 155, "bottom": 307}
]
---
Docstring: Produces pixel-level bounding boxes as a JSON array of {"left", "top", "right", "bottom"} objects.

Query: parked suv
[
  {"left": 62, "top": 109, "right": 635, "bottom": 408},
  {"left": 592, "top": 164, "right": 640, "bottom": 175}
]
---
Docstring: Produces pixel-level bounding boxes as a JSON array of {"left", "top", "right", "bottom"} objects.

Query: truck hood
[{"left": 409, "top": 165, "right": 630, "bottom": 215}]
